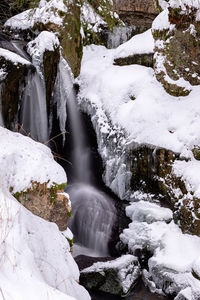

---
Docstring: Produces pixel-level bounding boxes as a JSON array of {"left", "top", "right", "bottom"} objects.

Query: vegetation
[{"left": 10, "top": 0, "right": 40, "bottom": 9}]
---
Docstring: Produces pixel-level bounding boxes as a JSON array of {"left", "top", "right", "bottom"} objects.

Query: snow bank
[
  {"left": 0, "top": 126, "right": 90, "bottom": 299},
  {"left": 0, "top": 126, "right": 66, "bottom": 193},
  {"left": 5, "top": 0, "right": 68, "bottom": 30},
  {"left": 0, "top": 187, "right": 90, "bottom": 300},
  {"left": 121, "top": 199, "right": 200, "bottom": 298},
  {"left": 114, "top": 29, "right": 154, "bottom": 59}
]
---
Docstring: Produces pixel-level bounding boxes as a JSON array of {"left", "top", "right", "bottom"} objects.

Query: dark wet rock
[
  {"left": 0, "top": 51, "right": 35, "bottom": 129},
  {"left": 75, "top": 255, "right": 115, "bottom": 271},
  {"left": 80, "top": 255, "right": 141, "bottom": 296},
  {"left": 114, "top": 53, "right": 154, "bottom": 67}
]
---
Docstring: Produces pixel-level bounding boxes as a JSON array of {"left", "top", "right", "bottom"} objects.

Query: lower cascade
[{"left": 63, "top": 72, "right": 117, "bottom": 257}]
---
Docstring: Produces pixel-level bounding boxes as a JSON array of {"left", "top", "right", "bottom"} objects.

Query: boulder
[
  {"left": 13, "top": 182, "right": 71, "bottom": 231},
  {"left": 80, "top": 255, "right": 141, "bottom": 296},
  {"left": 152, "top": 2, "right": 200, "bottom": 96},
  {"left": 113, "top": 0, "right": 158, "bottom": 29}
]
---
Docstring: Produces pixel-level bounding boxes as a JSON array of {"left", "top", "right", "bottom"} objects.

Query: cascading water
[
  {"left": 19, "top": 71, "right": 48, "bottom": 143},
  {"left": 59, "top": 60, "right": 117, "bottom": 257}
]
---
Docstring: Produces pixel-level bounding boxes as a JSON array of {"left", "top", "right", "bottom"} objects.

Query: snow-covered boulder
[
  {"left": 5, "top": 0, "right": 82, "bottom": 77},
  {"left": 0, "top": 186, "right": 90, "bottom": 300},
  {"left": 121, "top": 199, "right": 200, "bottom": 299},
  {"left": 80, "top": 255, "right": 141, "bottom": 296},
  {"left": 0, "top": 126, "right": 71, "bottom": 230}
]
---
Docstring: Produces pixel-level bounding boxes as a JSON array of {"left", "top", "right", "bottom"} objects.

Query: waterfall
[
  {"left": 60, "top": 61, "right": 117, "bottom": 256},
  {"left": 19, "top": 71, "right": 48, "bottom": 143}
]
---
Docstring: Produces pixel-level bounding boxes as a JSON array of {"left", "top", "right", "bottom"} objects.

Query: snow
[
  {"left": 0, "top": 125, "right": 90, "bottom": 300},
  {"left": 27, "top": 31, "right": 59, "bottom": 72},
  {"left": 80, "top": 1, "right": 106, "bottom": 33},
  {"left": 78, "top": 31, "right": 200, "bottom": 199},
  {"left": 114, "top": 29, "right": 154, "bottom": 59},
  {"left": 152, "top": 8, "right": 175, "bottom": 32},
  {"left": 0, "top": 47, "right": 31, "bottom": 65},
  {"left": 120, "top": 199, "right": 200, "bottom": 298},
  {"left": 126, "top": 200, "right": 173, "bottom": 224},
  {"left": 0, "top": 126, "right": 67, "bottom": 193},
  {"left": 5, "top": 0, "right": 68, "bottom": 30},
  {"left": 0, "top": 187, "right": 90, "bottom": 300}
]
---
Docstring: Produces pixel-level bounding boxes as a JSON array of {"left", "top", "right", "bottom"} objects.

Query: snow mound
[
  {"left": 114, "top": 29, "right": 154, "bottom": 59},
  {"left": 121, "top": 200, "right": 200, "bottom": 299},
  {"left": 0, "top": 126, "right": 66, "bottom": 193},
  {"left": 0, "top": 187, "right": 90, "bottom": 300}
]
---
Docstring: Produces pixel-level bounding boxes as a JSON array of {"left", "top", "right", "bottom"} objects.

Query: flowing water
[
  {"left": 63, "top": 67, "right": 117, "bottom": 256},
  {"left": 19, "top": 71, "right": 48, "bottom": 143}
]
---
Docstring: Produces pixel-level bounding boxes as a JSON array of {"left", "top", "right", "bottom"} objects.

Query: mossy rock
[
  {"left": 153, "top": 5, "right": 200, "bottom": 96},
  {"left": 114, "top": 53, "right": 154, "bottom": 67},
  {"left": 13, "top": 181, "right": 71, "bottom": 230}
]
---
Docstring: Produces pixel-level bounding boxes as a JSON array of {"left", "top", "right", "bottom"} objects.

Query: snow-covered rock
[
  {"left": 0, "top": 187, "right": 90, "bottom": 300},
  {"left": 78, "top": 30, "right": 200, "bottom": 231},
  {"left": 121, "top": 199, "right": 200, "bottom": 299},
  {"left": 0, "top": 126, "right": 66, "bottom": 193},
  {"left": 80, "top": 255, "right": 141, "bottom": 296}
]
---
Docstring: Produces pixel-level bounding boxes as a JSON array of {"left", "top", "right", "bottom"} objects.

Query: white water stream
[{"left": 62, "top": 63, "right": 117, "bottom": 257}]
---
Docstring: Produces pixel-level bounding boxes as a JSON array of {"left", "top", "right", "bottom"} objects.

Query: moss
[
  {"left": 67, "top": 210, "right": 72, "bottom": 218},
  {"left": 49, "top": 182, "right": 67, "bottom": 204},
  {"left": 130, "top": 96, "right": 136, "bottom": 101},
  {"left": 67, "top": 237, "right": 74, "bottom": 249},
  {"left": 58, "top": 10, "right": 65, "bottom": 17},
  {"left": 59, "top": 0, "right": 83, "bottom": 77},
  {"left": 10, "top": 0, "right": 40, "bottom": 9},
  {"left": 13, "top": 181, "right": 67, "bottom": 205}
]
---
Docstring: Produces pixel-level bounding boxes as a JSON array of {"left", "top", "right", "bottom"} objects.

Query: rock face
[
  {"left": 113, "top": 0, "right": 158, "bottom": 29},
  {"left": 152, "top": 3, "right": 200, "bottom": 96},
  {"left": 13, "top": 182, "right": 71, "bottom": 231},
  {"left": 80, "top": 255, "right": 141, "bottom": 296},
  {"left": 0, "top": 48, "right": 35, "bottom": 129},
  {"left": 114, "top": 53, "right": 154, "bottom": 67}
]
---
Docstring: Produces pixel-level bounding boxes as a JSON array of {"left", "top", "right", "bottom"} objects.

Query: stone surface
[
  {"left": 80, "top": 255, "right": 141, "bottom": 296},
  {"left": 113, "top": 0, "right": 158, "bottom": 28},
  {"left": 13, "top": 182, "right": 71, "bottom": 231},
  {"left": 114, "top": 53, "right": 154, "bottom": 67},
  {"left": 153, "top": 4, "right": 200, "bottom": 96},
  {"left": 0, "top": 52, "right": 35, "bottom": 129}
]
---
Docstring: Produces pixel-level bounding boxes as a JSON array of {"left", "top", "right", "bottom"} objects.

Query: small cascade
[
  {"left": 59, "top": 60, "right": 117, "bottom": 256},
  {"left": 68, "top": 184, "right": 116, "bottom": 256},
  {"left": 19, "top": 71, "right": 48, "bottom": 143}
]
